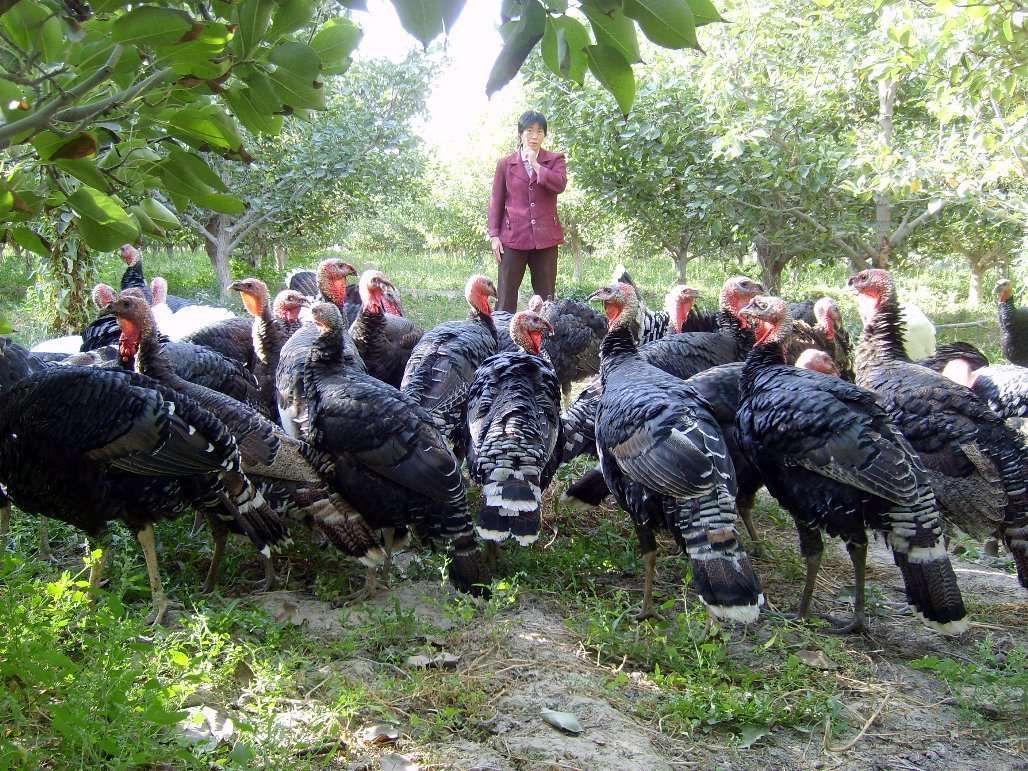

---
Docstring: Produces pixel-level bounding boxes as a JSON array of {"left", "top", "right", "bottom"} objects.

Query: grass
[{"left": 0, "top": 246, "right": 1025, "bottom": 767}]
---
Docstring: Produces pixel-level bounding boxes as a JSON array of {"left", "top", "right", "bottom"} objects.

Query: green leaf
[
  {"left": 2, "top": 1, "right": 62, "bottom": 60},
  {"left": 310, "top": 17, "right": 363, "bottom": 66},
  {"left": 486, "top": 0, "right": 546, "bottom": 96},
  {"left": 544, "top": 0, "right": 568, "bottom": 10},
  {"left": 389, "top": 0, "right": 463, "bottom": 48},
  {"left": 0, "top": 312, "right": 12, "bottom": 335},
  {"left": 141, "top": 198, "right": 182, "bottom": 230},
  {"left": 268, "top": 41, "right": 326, "bottom": 110},
  {"left": 140, "top": 703, "right": 188, "bottom": 726},
  {"left": 129, "top": 204, "right": 164, "bottom": 236},
  {"left": 586, "top": 44, "right": 635, "bottom": 115},
  {"left": 241, "top": 71, "right": 285, "bottom": 113},
  {"left": 9, "top": 226, "right": 50, "bottom": 257},
  {"left": 268, "top": 0, "right": 315, "bottom": 39},
  {"left": 112, "top": 6, "right": 195, "bottom": 47},
  {"left": 68, "top": 186, "right": 141, "bottom": 250},
  {"left": 542, "top": 16, "right": 590, "bottom": 85},
  {"left": 581, "top": 4, "right": 640, "bottom": 63},
  {"left": 54, "top": 158, "right": 111, "bottom": 191},
  {"left": 165, "top": 148, "right": 230, "bottom": 192},
  {"left": 234, "top": 0, "right": 275, "bottom": 58},
  {"left": 224, "top": 85, "right": 284, "bottom": 135},
  {"left": 686, "top": 0, "right": 722, "bottom": 26},
  {"left": 624, "top": 0, "right": 698, "bottom": 49},
  {"left": 162, "top": 104, "right": 244, "bottom": 152},
  {"left": 160, "top": 150, "right": 245, "bottom": 214}
]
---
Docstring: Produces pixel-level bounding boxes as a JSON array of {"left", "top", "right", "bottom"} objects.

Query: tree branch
[
  {"left": 0, "top": 45, "right": 124, "bottom": 147},
  {"left": 990, "top": 94, "right": 1028, "bottom": 176},
  {"left": 179, "top": 211, "right": 219, "bottom": 248},
  {"left": 888, "top": 200, "right": 948, "bottom": 247},
  {"left": 53, "top": 66, "right": 174, "bottom": 123},
  {"left": 228, "top": 211, "right": 272, "bottom": 253}
]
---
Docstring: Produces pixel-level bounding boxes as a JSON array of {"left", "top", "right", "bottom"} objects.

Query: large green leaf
[
  {"left": 141, "top": 198, "right": 182, "bottom": 230},
  {"left": 112, "top": 6, "right": 195, "bottom": 47},
  {"left": 267, "top": 0, "right": 315, "bottom": 40},
  {"left": 32, "top": 132, "right": 98, "bottom": 162},
  {"left": 389, "top": 0, "right": 464, "bottom": 47},
  {"left": 586, "top": 44, "right": 635, "bottom": 115},
  {"left": 54, "top": 158, "right": 111, "bottom": 191},
  {"left": 165, "top": 149, "right": 230, "bottom": 192},
  {"left": 67, "top": 186, "right": 141, "bottom": 250},
  {"left": 2, "top": 0, "right": 63, "bottom": 60},
  {"left": 581, "top": 5, "right": 641, "bottom": 63},
  {"left": 268, "top": 42, "right": 326, "bottom": 109},
  {"left": 623, "top": 0, "right": 697, "bottom": 50},
  {"left": 224, "top": 85, "right": 284, "bottom": 135},
  {"left": 241, "top": 71, "right": 286, "bottom": 113},
  {"left": 234, "top": 0, "right": 275, "bottom": 58},
  {"left": 162, "top": 104, "right": 244, "bottom": 153},
  {"left": 687, "top": 0, "right": 722, "bottom": 26},
  {"left": 9, "top": 226, "right": 50, "bottom": 257},
  {"left": 486, "top": 0, "right": 546, "bottom": 96},
  {"left": 310, "top": 18, "right": 363, "bottom": 67},
  {"left": 159, "top": 150, "right": 245, "bottom": 214},
  {"left": 541, "top": 16, "right": 591, "bottom": 85}
]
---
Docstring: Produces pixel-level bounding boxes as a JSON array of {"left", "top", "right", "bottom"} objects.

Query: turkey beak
[
  {"left": 586, "top": 289, "right": 605, "bottom": 303},
  {"left": 845, "top": 276, "right": 859, "bottom": 293},
  {"left": 297, "top": 296, "right": 311, "bottom": 307},
  {"left": 101, "top": 302, "right": 115, "bottom": 316},
  {"left": 544, "top": 320, "right": 555, "bottom": 336},
  {"left": 228, "top": 280, "right": 244, "bottom": 293}
]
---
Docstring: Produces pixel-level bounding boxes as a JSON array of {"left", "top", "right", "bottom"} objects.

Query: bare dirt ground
[{"left": 243, "top": 495, "right": 1028, "bottom": 771}]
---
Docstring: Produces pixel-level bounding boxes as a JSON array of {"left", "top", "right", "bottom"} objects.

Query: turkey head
[
  {"left": 846, "top": 268, "right": 894, "bottom": 325},
  {"left": 509, "top": 310, "right": 554, "bottom": 355},
  {"left": 465, "top": 274, "right": 497, "bottom": 317},
  {"left": 230, "top": 277, "right": 270, "bottom": 319},
  {"left": 663, "top": 284, "right": 700, "bottom": 333},
  {"left": 739, "top": 295, "right": 791, "bottom": 346},
  {"left": 317, "top": 258, "right": 358, "bottom": 307}
]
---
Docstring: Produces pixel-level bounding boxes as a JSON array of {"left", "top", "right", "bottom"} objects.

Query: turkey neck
[
  {"left": 741, "top": 338, "right": 788, "bottom": 391},
  {"left": 855, "top": 290, "right": 908, "bottom": 370},
  {"left": 252, "top": 303, "right": 283, "bottom": 368},
  {"left": 598, "top": 321, "right": 638, "bottom": 384},
  {"left": 307, "top": 324, "right": 345, "bottom": 373},
  {"left": 470, "top": 308, "right": 498, "bottom": 343},
  {"left": 998, "top": 296, "right": 1017, "bottom": 331},
  {"left": 120, "top": 259, "right": 150, "bottom": 300},
  {"left": 716, "top": 309, "right": 755, "bottom": 357},
  {"left": 134, "top": 322, "right": 184, "bottom": 387}
]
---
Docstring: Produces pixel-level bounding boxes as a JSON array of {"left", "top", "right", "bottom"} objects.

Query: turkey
[
  {"left": 917, "top": 341, "right": 991, "bottom": 373},
  {"left": 230, "top": 278, "right": 291, "bottom": 422},
  {"left": 785, "top": 296, "right": 853, "bottom": 380},
  {"left": 787, "top": 299, "right": 817, "bottom": 326},
  {"left": 289, "top": 258, "right": 361, "bottom": 325},
  {"left": 401, "top": 275, "right": 498, "bottom": 447},
  {"left": 590, "top": 281, "right": 763, "bottom": 623},
  {"left": 273, "top": 289, "right": 308, "bottom": 341},
  {"left": 107, "top": 294, "right": 384, "bottom": 591},
  {"left": 849, "top": 268, "right": 1028, "bottom": 588},
  {"left": 492, "top": 294, "right": 542, "bottom": 353},
  {"left": 80, "top": 283, "right": 121, "bottom": 352},
  {"left": 465, "top": 310, "right": 562, "bottom": 547},
  {"left": 609, "top": 264, "right": 668, "bottom": 343},
  {"left": 303, "top": 302, "right": 490, "bottom": 597},
  {"left": 995, "top": 278, "right": 1028, "bottom": 366},
  {"left": 349, "top": 270, "right": 424, "bottom": 388},
  {"left": 899, "top": 302, "right": 937, "bottom": 360},
  {"left": 162, "top": 288, "right": 237, "bottom": 344},
  {"left": 736, "top": 295, "right": 967, "bottom": 634},
  {"left": 118, "top": 244, "right": 191, "bottom": 310},
  {"left": 926, "top": 344, "right": 1028, "bottom": 437},
  {"left": 276, "top": 304, "right": 365, "bottom": 440},
  {"left": 181, "top": 311, "right": 255, "bottom": 369},
  {"left": 664, "top": 285, "right": 718, "bottom": 334},
  {"left": 148, "top": 277, "right": 175, "bottom": 333},
  {"left": 794, "top": 348, "right": 840, "bottom": 376},
  {"left": 564, "top": 362, "right": 766, "bottom": 553},
  {"left": 558, "top": 275, "right": 765, "bottom": 467},
  {"left": 0, "top": 365, "right": 287, "bottom": 623},
  {"left": 536, "top": 297, "right": 607, "bottom": 401}
]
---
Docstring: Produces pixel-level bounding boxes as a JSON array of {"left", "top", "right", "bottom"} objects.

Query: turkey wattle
[{"left": 349, "top": 270, "right": 424, "bottom": 389}]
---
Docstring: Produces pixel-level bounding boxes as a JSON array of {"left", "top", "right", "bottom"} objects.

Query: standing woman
[{"left": 488, "top": 111, "right": 568, "bottom": 313}]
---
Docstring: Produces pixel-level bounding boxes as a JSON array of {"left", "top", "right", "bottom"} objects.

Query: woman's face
[{"left": 520, "top": 122, "right": 546, "bottom": 151}]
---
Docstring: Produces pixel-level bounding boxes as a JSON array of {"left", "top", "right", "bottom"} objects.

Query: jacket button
[
  {"left": 530, "top": 202, "right": 535, "bottom": 207},
  {"left": 531, "top": 219, "right": 536, "bottom": 225}
]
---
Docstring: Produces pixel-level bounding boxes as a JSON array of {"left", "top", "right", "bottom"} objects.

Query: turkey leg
[
  {"left": 0, "top": 500, "right": 9, "bottom": 549},
  {"left": 201, "top": 523, "right": 228, "bottom": 594},
  {"left": 137, "top": 524, "right": 173, "bottom": 625},
  {"left": 637, "top": 550, "right": 659, "bottom": 621},
  {"left": 87, "top": 532, "right": 113, "bottom": 592},
  {"left": 795, "top": 526, "right": 825, "bottom": 620},
  {"left": 381, "top": 528, "right": 395, "bottom": 587},
  {"left": 38, "top": 517, "right": 52, "bottom": 561},
  {"left": 737, "top": 492, "right": 762, "bottom": 557},
  {"left": 825, "top": 542, "right": 867, "bottom": 635}
]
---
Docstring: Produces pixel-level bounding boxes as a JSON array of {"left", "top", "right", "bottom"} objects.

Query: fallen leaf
[
  {"left": 541, "top": 708, "right": 583, "bottom": 734},
  {"left": 738, "top": 723, "right": 769, "bottom": 749},
  {"left": 796, "top": 649, "right": 836, "bottom": 670},
  {"left": 360, "top": 723, "right": 399, "bottom": 744},
  {"left": 380, "top": 753, "right": 418, "bottom": 771},
  {"left": 233, "top": 659, "right": 254, "bottom": 685}
]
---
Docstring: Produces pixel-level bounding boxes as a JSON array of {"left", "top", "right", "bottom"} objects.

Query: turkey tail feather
[
  {"left": 890, "top": 541, "right": 969, "bottom": 634},
  {"left": 1004, "top": 522, "right": 1028, "bottom": 588}
]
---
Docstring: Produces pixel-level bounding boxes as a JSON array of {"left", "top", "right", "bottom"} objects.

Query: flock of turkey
[{"left": 0, "top": 246, "right": 1026, "bottom": 636}]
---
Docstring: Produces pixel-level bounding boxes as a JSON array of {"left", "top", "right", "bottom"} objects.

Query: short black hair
[{"left": 518, "top": 110, "right": 547, "bottom": 135}]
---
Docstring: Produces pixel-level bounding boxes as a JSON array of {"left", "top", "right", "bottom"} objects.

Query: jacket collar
[{"left": 507, "top": 147, "right": 558, "bottom": 180}]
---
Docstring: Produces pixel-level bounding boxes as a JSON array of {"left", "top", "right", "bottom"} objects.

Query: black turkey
[
  {"left": 288, "top": 258, "right": 360, "bottom": 325},
  {"left": 273, "top": 289, "right": 308, "bottom": 341},
  {"left": 349, "top": 270, "right": 424, "bottom": 389},
  {"left": 464, "top": 310, "right": 562, "bottom": 547},
  {"left": 182, "top": 316, "right": 256, "bottom": 370},
  {"left": 536, "top": 297, "right": 607, "bottom": 401},
  {"left": 80, "top": 283, "right": 121, "bottom": 352},
  {"left": 785, "top": 297, "right": 853, "bottom": 380},
  {"left": 0, "top": 365, "right": 287, "bottom": 623},
  {"left": 737, "top": 295, "right": 967, "bottom": 634},
  {"left": 995, "top": 278, "right": 1028, "bottom": 366},
  {"left": 850, "top": 268, "right": 1028, "bottom": 588},
  {"left": 590, "top": 281, "right": 762, "bottom": 623},
  {"left": 303, "top": 302, "right": 490, "bottom": 597},
  {"left": 118, "top": 244, "right": 190, "bottom": 310},
  {"left": 401, "top": 275, "right": 498, "bottom": 447},
  {"left": 108, "top": 294, "right": 384, "bottom": 591}
]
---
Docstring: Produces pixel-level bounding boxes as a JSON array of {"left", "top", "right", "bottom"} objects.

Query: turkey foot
[
  {"left": 37, "top": 519, "right": 58, "bottom": 563},
  {"left": 822, "top": 543, "right": 868, "bottom": 635},
  {"left": 253, "top": 555, "right": 277, "bottom": 592},
  {"left": 380, "top": 528, "right": 396, "bottom": 588},
  {"left": 137, "top": 524, "right": 182, "bottom": 625},
  {"left": 739, "top": 504, "right": 764, "bottom": 558},
  {"left": 201, "top": 527, "right": 228, "bottom": 595},
  {"left": 341, "top": 567, "right": 380, "bottom": 604},
  {"left": 821, "top": 610, "right": 867, "bottom": 635},
  {"left": 87, "top": 534, "right": 113, "bottom": 594}
]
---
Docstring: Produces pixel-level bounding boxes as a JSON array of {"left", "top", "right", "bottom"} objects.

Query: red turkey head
[
  {"left": 311, "top": 301, "right": 342, "bottom": 336},
  {"left": 358, "top": 270, "right": 394, "bottom": 315},
  {"left": 229, "top": 277, "right": 269, "bottom": 318},
  {"left": 510, "top": 310, "right": 554, "bottom": 355},
  {"left": 317, "top": 258, "right": 358, "bottom": 306},
  {"left": 739, "top": 295, "right": 791, "bottom": 346},
  {"left": 720, "top": 276, "right": 765, "bottom": 327},
  {"left": 273, "top": 289, "right": 309, "bottom": 323},
  {"left": 663, "top": 285, "right": 700, "bottom": 333},
  {"left": 150, "top": 276, "right": 168, "bottom": 306},
  {"left": 813, "top": 296, "right": 842, "bottom": 341},
  {"left": 464, "top": 274, "right": 497, "bottom": 316},
  {"left": 941, "top": 358, "right": 980, "bottom": 389},
  {"left": 846, "top": 268, "right": 894, "bottom": 325},
  {"left": 994, "top": 278, "right": 1014, "bottom": 303},
  {"left": 795, "top": 348, "right": 839, "bottom": 377},
  {"left": 588, "top": 282, "right": 639, "bottom": 330},
  {"left": 383, "top": 284, "right": 405, "bottom": 316},
  {"left": 105, "top": 293, "right": 156, "bottom": 361},
  {"left": 119, "top": 244, "right": 140, "bottom": 266},
  {"left": 92, "top": 283, "right": 116, "bottom": 309}
]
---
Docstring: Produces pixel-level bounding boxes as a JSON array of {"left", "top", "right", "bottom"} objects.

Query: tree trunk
[
  {"left": 968, "top": 259, "right": 983, "bottom": 306},
  {"left": 873, "top": 78, "right": 898, "bottom": 269},
  {"left": 204, "top": 215, "right": 232, "bottom": 302},
  {"left": 667, "top": 230, "right": 693, "bottom": 284},
  {"left": 754, "top": 234, "right": 787, "bottom": 294},
  {"left": 164, "top": 243, "right": 174, "bottom": 261},
  {"left": 274, "top": 245, "right": 287, "bottom": 272}
]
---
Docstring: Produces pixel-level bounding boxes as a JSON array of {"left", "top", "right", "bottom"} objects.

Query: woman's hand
[
  {"left": 491, "top": 236, "right": 504, "bottom": 263},
  {"left": 525, "top": 146, "right": 540, "bottom": 171}
]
